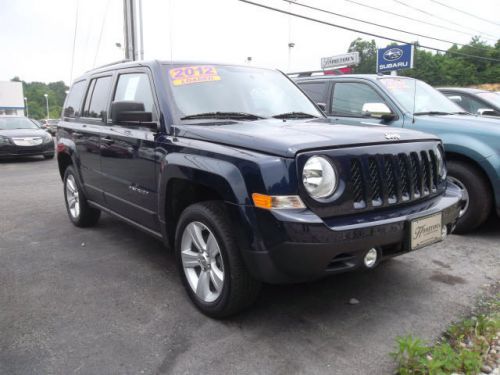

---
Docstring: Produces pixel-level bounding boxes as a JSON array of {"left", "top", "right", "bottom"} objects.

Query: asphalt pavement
[{"left": 1, "top": 156, "right": 499, "bottom": 375}]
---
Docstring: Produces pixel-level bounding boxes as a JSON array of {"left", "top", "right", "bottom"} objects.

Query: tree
[
  {"left": 346, "top": 37, "right": 500, "bottom": 86},
  {"left": 14, "top": 78, "right": 68, "bottom": 119},
  {"left": 348, "top": 38, "right": 377, "bottom": 74}
]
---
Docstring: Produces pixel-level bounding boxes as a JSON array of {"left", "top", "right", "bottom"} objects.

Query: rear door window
[
  {"left": 83, "top": 76, "right": 113, "bottom": 121},
  {"left": 299, "top": 81, "right": 328, "bottom": 104}
]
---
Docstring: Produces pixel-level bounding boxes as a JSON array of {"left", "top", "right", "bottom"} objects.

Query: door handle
[{"left": 101, "top": 136, "right": 114, "bottom": 144}]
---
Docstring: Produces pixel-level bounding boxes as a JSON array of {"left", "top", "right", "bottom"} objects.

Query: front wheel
[
  {"left": 447, "top": 160, "right": 492, "bottom": 233},
  {"left": 175, "top": 201, "right": 261, "bottom": 318},
  {"left": 63, "top": 166, "right": 101, "bottom": 227}
]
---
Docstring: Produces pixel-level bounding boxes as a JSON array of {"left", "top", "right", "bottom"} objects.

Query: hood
[
  {"left": 415, "top": 114, "right": 500, "bottom": 138},
  {"left": 174, "top": 119, "right": 438, "bottom": 157},
  {"left": 0, "top": 128, "right": 50, "bottom": 138}
]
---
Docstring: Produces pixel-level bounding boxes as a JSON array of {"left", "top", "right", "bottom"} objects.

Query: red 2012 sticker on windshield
[{"left": 169, "top": 66, "right": 221, "bottom": 86}]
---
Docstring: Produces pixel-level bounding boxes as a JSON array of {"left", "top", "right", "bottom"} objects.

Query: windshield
[
  {"left": 477, "top": 92, "right": 500, "bottom": 108},
  {"left": 379, "top": 77, "right": 463, "bottom": 114},
  {"left": 0, "top": 117, "right": 40, "bottom": 130},
  {"left": 165, "top": 64, "right": 323, "bottom": 120}
]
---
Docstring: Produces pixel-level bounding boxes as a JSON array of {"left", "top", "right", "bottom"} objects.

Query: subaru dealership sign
[
  {"left": 376, "top": 44, "right": 414, "bottom": 73},
  {"left": 321, "top": 52, "right": 360, "bottom": 69}
]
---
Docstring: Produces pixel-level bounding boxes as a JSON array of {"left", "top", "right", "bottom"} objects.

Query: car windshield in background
[
  {"left": 0, "top": 117, "right": 40, "bottom": 130},
  {"left": 379, "top": 77, "right": 463, "bottom": 115},
  {"left": 165, "top": 64, "right": 323, "bottom": 120},
  {"left": 47, "top": 120, "right": 59, "bottom": 125},
  {"left": 477, "top": 92, "right": 500, "bottom": 108}
]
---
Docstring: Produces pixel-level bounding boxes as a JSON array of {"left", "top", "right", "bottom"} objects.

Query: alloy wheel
[
  {"left": 65, "top": 174, "right": 80, "bottom": 219},
  {"left": 180, "top": 221, "right": 225, "bottom": 303}
]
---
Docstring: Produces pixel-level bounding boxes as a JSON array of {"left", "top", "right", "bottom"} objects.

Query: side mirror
[
  {"left": 448, "top": 95, "right": 462, "bottom": 103},
  {"left": 362, "top": 102, "right": 395, "bottom": 121},
  {"left": 477, "top": 108, "right": 497, "bottom": 116},
  {"left": 316, "top": 102, "right": 326, "bottom": 111},
  {"left": 110, "top": 101, "right": 156, "bottom": 129}
]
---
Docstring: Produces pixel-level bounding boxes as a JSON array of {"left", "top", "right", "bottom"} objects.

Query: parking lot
[{"left": 1, "top": 157, "right": 499, "bottom": 375}]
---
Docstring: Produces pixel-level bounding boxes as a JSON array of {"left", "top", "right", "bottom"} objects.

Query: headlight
[
  {"left": 302, "top": 156, "right": 337, "bottom": 199},
  {"left": 43, "top": 133, "right": 53, "bottom": 143},
  {"left": 435, "top": 146, "right": 446, "bottom": 180}
]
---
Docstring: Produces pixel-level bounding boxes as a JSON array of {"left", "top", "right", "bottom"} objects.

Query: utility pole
[{"left": 123, "top": 0, "right": 144, "bottom": 61}]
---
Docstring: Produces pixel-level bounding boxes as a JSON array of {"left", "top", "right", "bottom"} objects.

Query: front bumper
[
  {"left": 0, "top": 141, "right": 55, "bottom": 158},
  {"left": 231, "top": 184, "right": 462, "bottom": 284}
]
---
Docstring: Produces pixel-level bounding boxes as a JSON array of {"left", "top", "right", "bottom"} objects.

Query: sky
[{"left": 0, "top": 0, "right": 499, "bottom": 85}]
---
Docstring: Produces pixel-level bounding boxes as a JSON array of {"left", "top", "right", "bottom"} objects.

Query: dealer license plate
[{"left": 410, "top": 213, "right": 443, "bottom": 250}]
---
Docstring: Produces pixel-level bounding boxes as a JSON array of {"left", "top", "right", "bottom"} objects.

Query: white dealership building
[{"left": 0, "top": 81, "right": 25, "bottom": 116}]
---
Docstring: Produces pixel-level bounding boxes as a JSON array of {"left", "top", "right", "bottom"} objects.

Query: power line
[
  {"left": 429, "top": 0, "right": 500, "bottom": 27},
  {"left": 238, "top": 0, "right": 500, "bottom": 63},
  {"left": 93, "top": 0, "right": 112, "bottom": 67},
  {"left": 392, "top": 0, "right": 499, "bottom": 40},
  {"left": 70, "top": 0, "right": 79, "bottom": 84},
  {"left": 344, "top": 0, "right": 497, "bottom": 42},
  {"left": 282, "top": 0, "right": 493, "bottom": 52}
]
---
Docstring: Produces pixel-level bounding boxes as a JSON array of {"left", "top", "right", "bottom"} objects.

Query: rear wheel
[
  {"left": 447, "top": 160, "right": 491, "bottom": 233},
  {"left": 63, "top": 166, "right": 100, "bottom": 227},
  {"left": 175, "top": 201, "right": 261, "bottom": 318}
]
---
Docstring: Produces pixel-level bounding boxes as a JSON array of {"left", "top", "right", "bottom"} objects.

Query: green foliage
[
  {"left": 391, "top": 295, "right": 499, "bottom": 375},
  {"left": 12, "top": 78, "right": 68, "bottom": 120},
  {"left": 348, "top": 38, "right": 377, "bottom": 74},
  {"left": 347, "top": 37, "right": 500, "bottom": 86}
]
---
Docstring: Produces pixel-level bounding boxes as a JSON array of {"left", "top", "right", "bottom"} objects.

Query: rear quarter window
[{"left": 63, "top": 80, "right": 86, "bottom": 118}]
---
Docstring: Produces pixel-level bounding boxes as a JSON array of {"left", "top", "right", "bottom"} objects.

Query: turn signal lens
[{"left": 252, "top": 193, "right": 306, "bottom": 210}]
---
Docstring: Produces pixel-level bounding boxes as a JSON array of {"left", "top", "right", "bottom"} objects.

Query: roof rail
[
  {"left": 288, "top": 70, "right": 325, "bottom": 78},
  {"left": 288, "top": 68, "right": 354, "bottom": 78},
  {"left": 87, "top": 59, "right": 133, "bottom": 72}
]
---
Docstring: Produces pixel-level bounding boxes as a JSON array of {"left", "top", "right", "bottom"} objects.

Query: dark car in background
[
  {"left": 40, "top": 119, "right": 59, "bottom": 135},
  {"left": 0, "top": 116, "right": 54, "bottom": 159},
  {"left": 438, "top": 88, "right": 500, "bottom": 117},
  {"left": 57, "top": 60, "right": 461, "bottom": 317}
]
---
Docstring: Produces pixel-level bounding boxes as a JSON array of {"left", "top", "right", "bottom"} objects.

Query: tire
[
  {"left": 63, "top": 166, "right": 101, "bottom": 227},
  {"left": 175, "top": 201, "right": 262, "bottom": 318},
  {"left": 44, "top": 153, "right": 55, "bottom": 160},
  {"left": 447, "top": 160, "right": 492, "bottom": 234}
]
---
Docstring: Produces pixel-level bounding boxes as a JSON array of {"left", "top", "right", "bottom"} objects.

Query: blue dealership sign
[{"left": 377, "top": 44, "right": 414, "bottom": 73}]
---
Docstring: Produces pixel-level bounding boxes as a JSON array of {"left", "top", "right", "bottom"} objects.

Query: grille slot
[
  {"left": 368, "top": 157, "right": 382, "bottom": 206},
  {"left": 350, "top": 159, "right": 366, "bottom": 208},
  {"left": 384, "top": 156, "right": 397, "bottom": 204},
  {"left": 349, "top": 148, "right": 442, "bottom": 210}
]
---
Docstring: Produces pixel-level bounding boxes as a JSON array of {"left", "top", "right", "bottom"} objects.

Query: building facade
[{"left": 0, "top": 81, "right": 25, "bottom": 116}]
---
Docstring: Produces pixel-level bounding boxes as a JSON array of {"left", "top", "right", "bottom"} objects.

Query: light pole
[
  {"left": 44, "top": 94, "right": 49, "bottom": 119},
  {"left": 24, "top": 97, "right": 29, "bottom": 117}
]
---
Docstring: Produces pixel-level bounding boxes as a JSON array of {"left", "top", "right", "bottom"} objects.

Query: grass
[{"left": 391, "top": 292, "right": 500, "bottom": 375}]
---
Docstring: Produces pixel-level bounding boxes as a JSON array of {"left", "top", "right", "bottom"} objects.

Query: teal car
[{"left": 296, "top": 74, "right": 500, "bottom": 233}]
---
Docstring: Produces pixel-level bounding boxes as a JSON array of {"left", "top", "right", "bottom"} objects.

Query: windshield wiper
[
  {"left": 272, "top": 112, "right": 319, "bottom": 119},
  {"left": 180, "top": 112, "right": 265, "bottom": 120},
  {"left": 414, "top": 111, "right": 453, "bottom": 116},
  {"left": 453, "top": 111, "right": 471, "bottom": 115}
]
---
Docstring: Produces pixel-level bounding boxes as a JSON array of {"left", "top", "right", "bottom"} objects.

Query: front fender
[
  {"left": 157, "top": 153, "right": 250, "bottom": 222},
  {"left": 441, "top": 133, "right": 496, "bottom": 161}
]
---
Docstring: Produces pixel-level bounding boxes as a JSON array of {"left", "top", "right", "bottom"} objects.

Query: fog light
[
  {"left": 364, "top": 248, "right": 378, "bottom": 268},
  {"left": 441, "top": 225, "right": 448, "bottom": 240}
]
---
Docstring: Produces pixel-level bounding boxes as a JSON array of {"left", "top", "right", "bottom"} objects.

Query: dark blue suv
[{"left": 57, "top": 61, "right": 461, "bottom": 317}]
